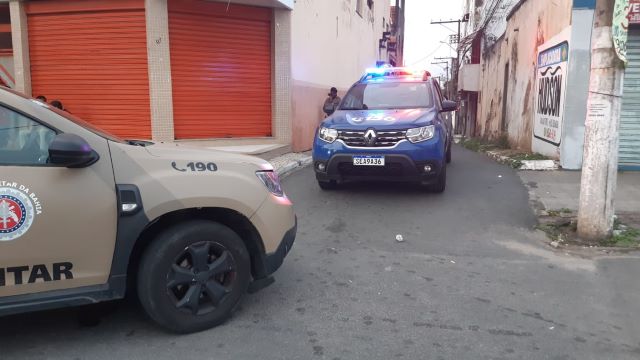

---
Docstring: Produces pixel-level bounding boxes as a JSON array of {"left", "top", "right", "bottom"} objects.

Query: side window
[
  {"left": 433, "top": 80, "right": 445, "bottom": 105},
  {"left": 0, "top": 106, "right": 57, "bottom": 165}
]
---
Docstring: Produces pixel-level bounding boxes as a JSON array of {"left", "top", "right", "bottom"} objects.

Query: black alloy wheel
[
  {"left": 138, "top": 221, "right": 251, "bottom": 333},
  {"left": 167, "top": 241, "right": 235, "bottom": 315}
]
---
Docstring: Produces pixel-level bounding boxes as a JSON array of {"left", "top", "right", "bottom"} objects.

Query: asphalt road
[{"left": 2, "top": 145, "right": 640, "bottom": 360}]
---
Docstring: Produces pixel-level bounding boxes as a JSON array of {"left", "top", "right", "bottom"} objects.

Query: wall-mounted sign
[
  {"left": 534, "top": 41, "right": 569, "bottom": 147},
  {"left": 629, "top": 0, "right": 640, "bottom": 24},
  {"left": 614, "top": 0, "right": 630, "bottom": 63}
]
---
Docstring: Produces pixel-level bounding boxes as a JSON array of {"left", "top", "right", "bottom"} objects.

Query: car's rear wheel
[
  {"left": 317, "top": 180, "right": 338, "bottom": 190},
  {"left": 138, "top": 220, "right": 250, "bottom": 334},
  {"left": 446, "top": 143, "right": 452, "bottom": 164},
  {"left": 428, "top": 165, "right": 447, "bottom": 193}
]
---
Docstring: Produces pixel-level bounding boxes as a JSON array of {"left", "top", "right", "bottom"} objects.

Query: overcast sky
[{"left": 403, "top": 0, "right": 464, "bottom": 81}]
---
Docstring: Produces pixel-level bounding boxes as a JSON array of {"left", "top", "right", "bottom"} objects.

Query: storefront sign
[
  {"left": 629, "top": 0, "right": 640, "bottom": 24},
  {"left": 614, "top": 0, "right": 630, "bottom": 63},
  {"left": 534, "top": 41, "right": 569, "bottom": 147}
]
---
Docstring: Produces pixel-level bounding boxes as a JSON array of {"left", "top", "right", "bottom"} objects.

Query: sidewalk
[
  {"left": 196, "top": 143, "right": 312, "bottom": 177},
  {"left": 519, "top": 170, "right": 640, "bottom": 225},
  {"left": 268, "top": 151, "right": 312, "bottom": 177}
]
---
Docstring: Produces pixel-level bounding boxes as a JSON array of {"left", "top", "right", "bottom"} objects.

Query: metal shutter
[
  {"left": 168, "top": 1, "right": 272, "bottom": 139},
  {"left": 27, "top": 0, "right": 151, "bottom": 139},
  {"left": 620, "top": 28, "right": 640, "bottom": 170}
]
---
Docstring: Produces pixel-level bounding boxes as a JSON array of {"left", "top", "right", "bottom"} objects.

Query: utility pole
[
  {"left": 431, "top": 16, "right": 469, "bottom": 100},
  {"left": 431, "top": 60, "right": 450, "bottom": 93},
  {"left": 577, "top": 0, "right": 626, "bottom": 240},
  {"left": 434, "top": 57, "right": 455, "bottom": 98}
]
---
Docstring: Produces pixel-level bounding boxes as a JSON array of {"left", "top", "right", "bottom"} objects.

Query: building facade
[
  {"left": 290, "top": 0, "right": 395, "bottom": 151},
  {"left": 3, "top": 0, "right": 401, "bottom": 153},
  {"left": 458, "top": 0, "right": 639, "bottom": 170}
]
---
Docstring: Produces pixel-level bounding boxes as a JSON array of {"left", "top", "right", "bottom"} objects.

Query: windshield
[
  {"left": 36, "top": 101, "right": 127, "bottom": 143},
  {"left": 340, "top": 82, "right": 434, "bottom": 110}
]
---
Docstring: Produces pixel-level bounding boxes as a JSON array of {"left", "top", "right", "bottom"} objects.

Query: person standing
[{"left": 322, "top": 87, "right": 341, "bottom": 117}]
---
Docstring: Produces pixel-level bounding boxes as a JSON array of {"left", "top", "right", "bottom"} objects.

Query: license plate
[{"left": 353, "top": 156, "right": 385, "bottom": 166}]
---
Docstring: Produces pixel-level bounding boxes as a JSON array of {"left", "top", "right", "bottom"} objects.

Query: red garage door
[
  {"left": 169, "top": 1, "right": 272, "bottom": 139},
  {"left": 27, "top": 0, "right": 151, "bottom": 139}
]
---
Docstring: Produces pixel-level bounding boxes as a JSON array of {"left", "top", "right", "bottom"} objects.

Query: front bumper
[
  {"left": 312, "top": 136, "right": 445, "bottom": 183},
  {"left": 315, "top": 154, "right": 442, "bottom": 183},
  {"left": 264, "top": 217, "right": 297, "bottom": 275}
]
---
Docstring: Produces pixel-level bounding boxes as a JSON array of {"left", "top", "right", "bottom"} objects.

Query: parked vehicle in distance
[{"left": 312, "top": 67, "right": 455, "bottom": 192}]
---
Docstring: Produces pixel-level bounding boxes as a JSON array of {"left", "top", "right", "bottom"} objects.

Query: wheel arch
[{"left": 111, "top": 207, "right": 270, "bottom": 297}]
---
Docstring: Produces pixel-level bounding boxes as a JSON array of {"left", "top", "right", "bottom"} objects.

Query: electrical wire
[{"left": 407, "top": 44, "right": 445, "bottom": 67}]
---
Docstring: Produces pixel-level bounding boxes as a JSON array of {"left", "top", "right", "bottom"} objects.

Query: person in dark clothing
[
  {"left": 35, "top": 95, "right": 47, "bottom": 102},
  {"left": 323, "top": 87, "right": 341, "bottom": 117},
  {"left": 50, "top": 100, "right": 64, "bottom": 110}
]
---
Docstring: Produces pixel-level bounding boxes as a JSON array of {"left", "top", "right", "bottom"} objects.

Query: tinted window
[
  {"left": 340, "top": 82, "right": 434, "bottom": 110},
  {"left": 0, "top": 106, "right": 57, "bottom": 165}
]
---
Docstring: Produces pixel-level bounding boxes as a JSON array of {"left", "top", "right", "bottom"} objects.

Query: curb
[
  {"left": 485, "top": 150, "right": 559, "bottom": 171},
  {"left": 455, "top": 135, "right": 560, "bottom": 171},
  {"left": 275, "top": 156, "right": 313, "bottom": 178}
]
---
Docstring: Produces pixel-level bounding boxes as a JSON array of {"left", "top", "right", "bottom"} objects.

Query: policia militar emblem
[{"left": 0, "top": 184, "right": 40, "bottom": 242}]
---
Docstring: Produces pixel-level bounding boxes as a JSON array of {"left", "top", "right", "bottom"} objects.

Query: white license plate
[{"left": 353, "top": 156, "right": 385, "bottom": 166}]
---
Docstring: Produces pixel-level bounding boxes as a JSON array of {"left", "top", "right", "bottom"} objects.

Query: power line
[{"left": 407, "top": 44, "right": 445, "bottom": 66}]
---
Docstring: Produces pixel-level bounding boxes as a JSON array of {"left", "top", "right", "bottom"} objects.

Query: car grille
[{"left": 337, "top": 129, "right": 407, "bottom": 147}]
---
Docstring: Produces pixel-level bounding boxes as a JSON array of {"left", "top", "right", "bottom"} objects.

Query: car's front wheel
[
  {"left": 137, "top": 220, "right": 250, "bottom": 333},
  {"left": 428, "top": 165, "right": 447, "bottom": 193}
]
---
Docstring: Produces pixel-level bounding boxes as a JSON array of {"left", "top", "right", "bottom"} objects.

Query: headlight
[
  {"left": 318, "top": 127, "right": 338, "bottom": 143},
  {"left": 256, "top": 171, "right": 284, "bottom": 197},
  {"left": 406, "top": 125, "right": 435, "bottom": 143}
]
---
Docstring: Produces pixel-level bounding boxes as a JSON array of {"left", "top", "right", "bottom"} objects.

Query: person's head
[
  {"left": 50, "top": 100, "right": 63, "bottom": 110},
  {"left": 35, "top": 95, "right": 47, "bottom": 102},
  {"left": 329, "top": 87, "right": 338, "bottom": 98}
]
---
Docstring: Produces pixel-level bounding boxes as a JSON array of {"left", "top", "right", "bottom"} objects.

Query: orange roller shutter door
[
  {"left": 169, "top": 1, "right": 273, "bottom": 139},
  {"left": 26, "top": 0, "right": 152, "bottom": 139}
]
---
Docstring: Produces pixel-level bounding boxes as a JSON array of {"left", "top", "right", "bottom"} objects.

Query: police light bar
[{"left": 362, "top": 67, "right": 431, "bottom": 81}]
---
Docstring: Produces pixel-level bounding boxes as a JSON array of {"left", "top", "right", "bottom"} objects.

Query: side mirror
[
  {"left": 48, "top": 133, "right": 99, "bottom": 168},
  {"left": 440, "top": 100, "right": 458, "bottom": 112}
]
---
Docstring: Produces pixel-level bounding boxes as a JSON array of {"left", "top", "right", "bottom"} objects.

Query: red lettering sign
[{"left": 630, "top": 0, "right": 640, "bottom": 25}]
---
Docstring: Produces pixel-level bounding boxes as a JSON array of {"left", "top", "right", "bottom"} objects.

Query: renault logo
[{"left": 364, "top": 129, "right": 377, "bottom": 146}]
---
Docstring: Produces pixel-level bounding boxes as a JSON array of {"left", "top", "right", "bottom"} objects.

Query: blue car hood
[{"left": 323, "top": 108, "right": 436, "bottom": 129}]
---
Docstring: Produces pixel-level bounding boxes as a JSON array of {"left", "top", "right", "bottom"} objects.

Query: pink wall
[{"left": 291, "top": 80, "right": 348, "bottom": 152}]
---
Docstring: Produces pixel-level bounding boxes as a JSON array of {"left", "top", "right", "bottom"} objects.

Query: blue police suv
[{"left": 312, "top": 67, "right": 456, "bottom": 192}]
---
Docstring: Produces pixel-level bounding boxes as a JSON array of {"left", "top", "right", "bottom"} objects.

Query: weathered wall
[
  {"left": 476, "top": 0, "right": 572, "bottom": 152},
  {"left": 291, "top": 0, "right": 390, "bottom": 151}
]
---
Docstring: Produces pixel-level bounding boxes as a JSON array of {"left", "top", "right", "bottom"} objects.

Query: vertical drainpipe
[
  {"left": 9, "top": 0, "right": 31, "bottom": 96},
  {"left": 560, "top": 0, "right": 596, "bottom": 169}
]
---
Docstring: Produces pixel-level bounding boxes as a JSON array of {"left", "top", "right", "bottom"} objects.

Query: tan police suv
[{"left": 0, "top": 88, "right": 296, "bottom": 333}]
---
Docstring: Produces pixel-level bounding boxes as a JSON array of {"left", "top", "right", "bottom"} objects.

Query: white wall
[
  {"left": 291, "top": 0, "right": 390, "bottom": 89},
  {"left": 290, "top": 0, "right": 391, "bottom": 151}
]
